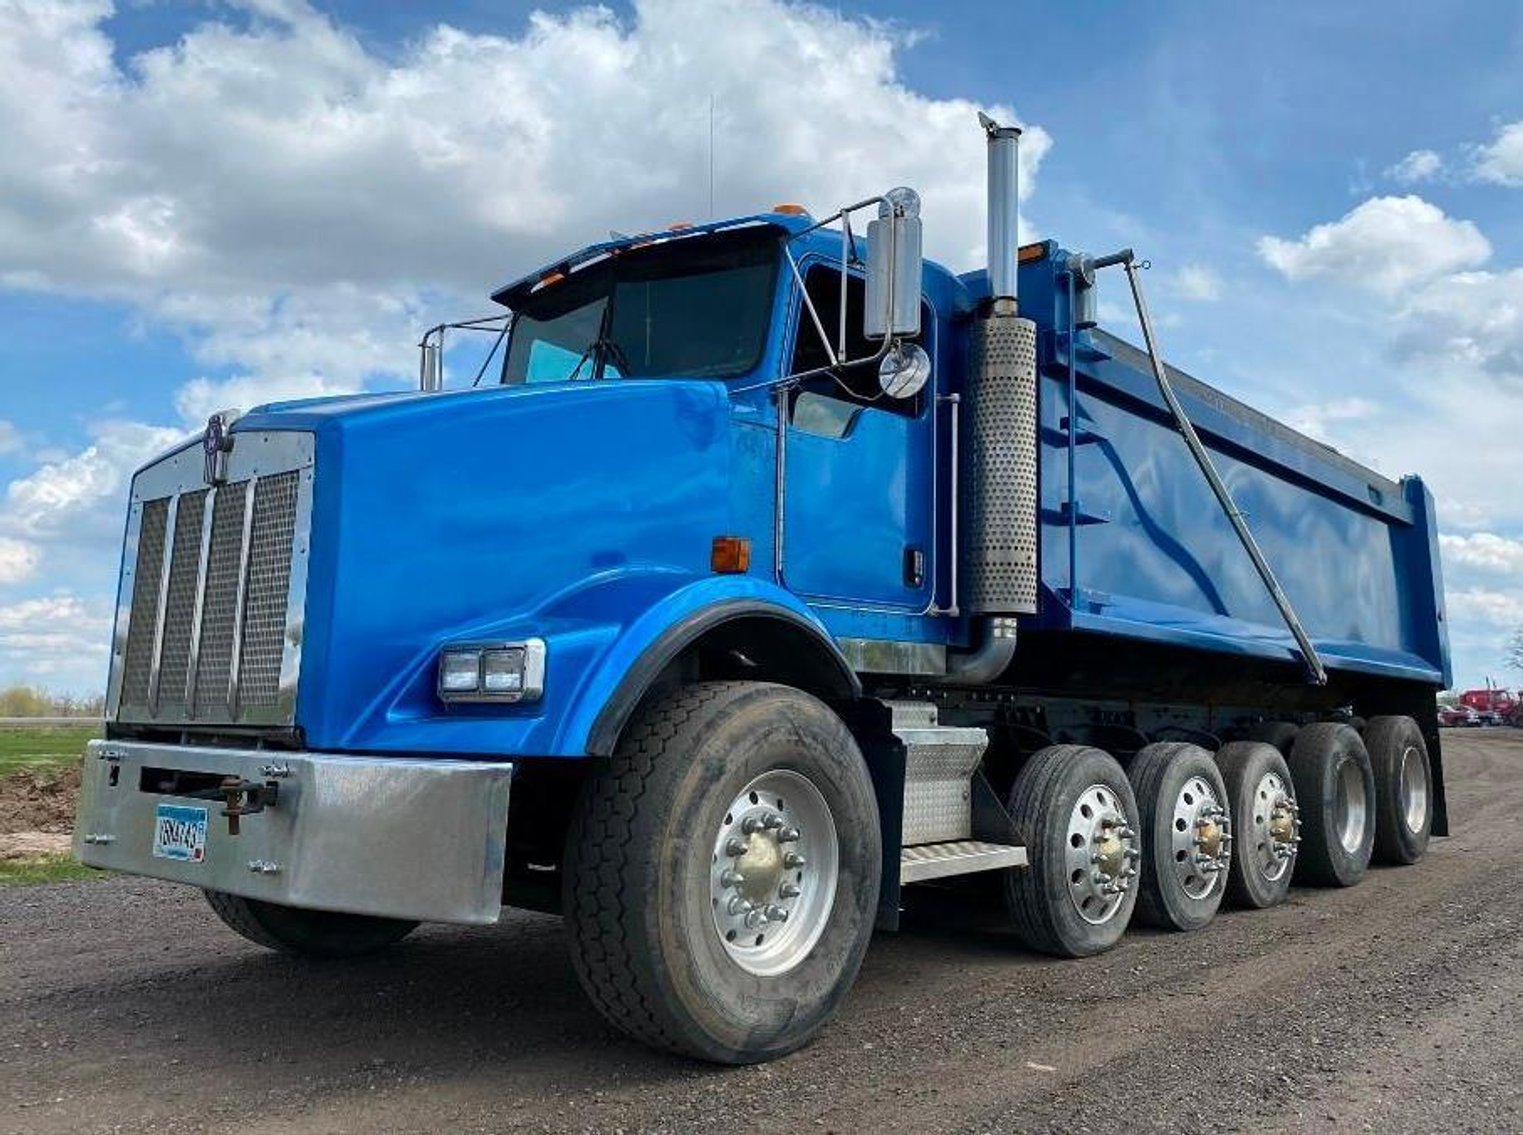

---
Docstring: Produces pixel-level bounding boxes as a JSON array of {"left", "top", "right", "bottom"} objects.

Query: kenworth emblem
[{"left": 203, "top": 413, "right": 233, "bottom": 485}]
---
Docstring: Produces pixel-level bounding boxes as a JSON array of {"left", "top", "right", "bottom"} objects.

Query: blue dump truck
[{"left": 77, "top": 116, "right": 1448, "bottom": 1063}]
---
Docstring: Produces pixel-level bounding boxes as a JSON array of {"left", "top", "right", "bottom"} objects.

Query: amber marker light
[
  {"left": 772, "top": 203, "right": 809, "bottom": 215},
  {"left": 711, "top": 536, "right": 752, "bottom": 574}
]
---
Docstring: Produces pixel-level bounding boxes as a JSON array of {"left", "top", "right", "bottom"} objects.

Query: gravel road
[{"left": 3, "top": 730, "right": 1519, "bottom": 1135}]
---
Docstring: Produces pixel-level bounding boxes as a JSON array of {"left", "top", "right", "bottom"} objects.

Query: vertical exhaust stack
[
  {"left": 948, "top": 113, "right": 1040, "bottom": 683},
  {"left": 980, "top": 112, "right": 1022, "bottom": 307}
]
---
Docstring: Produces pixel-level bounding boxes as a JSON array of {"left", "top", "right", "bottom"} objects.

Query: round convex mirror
[{"left": 879, "top": 342, "right": 931, "bottom": 399}]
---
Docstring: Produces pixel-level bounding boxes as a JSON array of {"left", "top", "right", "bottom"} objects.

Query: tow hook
[{"left": 218, "top": 776, "right": 278, "bottom": 836}]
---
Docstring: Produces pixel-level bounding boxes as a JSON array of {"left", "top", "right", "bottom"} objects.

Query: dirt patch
[
  {"left": 0, "top": 831, "right": 72, "bottom": 860},
  {"left": 0, "top": 765, "right": 80, "bottom": 835}
]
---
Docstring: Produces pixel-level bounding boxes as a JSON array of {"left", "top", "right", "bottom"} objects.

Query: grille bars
[
  {"left": 226, "top": 476, "right": 259, "bottom": 720},
  {"left": 181, "top": 486, "right": 218, "bottom": 714},
  {"left": 144, "top": 494, "right": 179, "bottom": 713}
]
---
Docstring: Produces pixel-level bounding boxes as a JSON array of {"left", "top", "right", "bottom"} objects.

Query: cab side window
[{"left": 789, "top": 267, "right": 926, "bottom": 429}]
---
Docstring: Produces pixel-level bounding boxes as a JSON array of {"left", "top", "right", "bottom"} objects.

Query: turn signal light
[
  {"left": 773, "top": 203, "right": 809, "bottom": 216},
  {"left": 711, "top": 536, "right": 752, "bottom": 574}
]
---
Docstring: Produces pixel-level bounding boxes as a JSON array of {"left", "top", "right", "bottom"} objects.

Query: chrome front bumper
[{"left": 75, "top": 740, "right": 514, "bottom": 925}]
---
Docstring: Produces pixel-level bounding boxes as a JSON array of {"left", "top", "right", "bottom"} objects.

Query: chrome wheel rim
[
  {"left": 1399, "top": 744, "right": 1429, "bottom": 833},
  {"left": 1064, "top": 783, "right": 1138, "bottom": 925},
  {"left": 709, "top": 769, "right": 838, "bottom": 977},
  {"left": 1171, "top": 775, "right": 1230, "bottom": 900},
  {"left": 1249, "top": 771, "right": 1299, "bottom": 882},
  {"left": 1335, "top": 756, "right": 1369, "bottom": 853}
]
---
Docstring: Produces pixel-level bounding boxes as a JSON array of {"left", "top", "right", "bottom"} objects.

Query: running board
[{"left": 900, "top": 840, "right": 1027, "bottom": 884}]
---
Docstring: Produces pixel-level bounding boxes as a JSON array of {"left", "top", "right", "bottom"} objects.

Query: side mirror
[{"left": 865, "top": 187, "right": 923, "bottom": 340}]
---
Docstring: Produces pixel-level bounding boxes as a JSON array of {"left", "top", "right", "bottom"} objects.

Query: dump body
[{"left": 1015, "top": 246, "right": 1449, "bottom": 696}]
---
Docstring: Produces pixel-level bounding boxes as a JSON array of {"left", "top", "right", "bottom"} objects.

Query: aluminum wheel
[
  {"left": 1398, "top": 744, "right": 1430, "bottom": 834},
  {"left": 1169, "top": 774, "right": 1231, "bottom": 899},
  {"left": 709, "top": 768, "right": 839, "bottom": 977},
  {"left": 1335, "top": 755, "right": 1369, "bottom": 854},
  {"left": 1247, "top": 771, "right": 1300, "bottom": 883},
  {"left": 1063, "top": 783, "right": 1139, "bottom": 925}
]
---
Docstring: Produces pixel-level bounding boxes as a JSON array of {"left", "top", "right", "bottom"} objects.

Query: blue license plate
[{"left": 152, "top": 803, "right": 208, "bottom": 863}]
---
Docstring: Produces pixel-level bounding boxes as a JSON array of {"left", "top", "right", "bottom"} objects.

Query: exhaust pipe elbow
[{"left": 941, "top": 616, "right": 1018, "bottom": 685}]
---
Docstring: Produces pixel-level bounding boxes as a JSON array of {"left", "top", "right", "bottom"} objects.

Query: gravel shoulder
[{"left": 1, "top": 730, "right": 1519, "bottom": 1135}]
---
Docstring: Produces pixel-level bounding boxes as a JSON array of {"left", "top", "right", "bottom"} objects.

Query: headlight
[{"left": 437, "top": 638, "right": 546, "bottom": 704}]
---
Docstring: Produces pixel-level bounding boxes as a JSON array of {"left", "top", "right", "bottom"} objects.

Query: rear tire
[
  {"left": 1005, "top": 745, "right": 1140, "bottom": 957},
  {"left": 1365, "top": 715, "right": 1433, "bottom": 865},
  {"left": 1288, "top": 723, "right": 1375, "bottom": 887},
  {"left": 1216, "top": 742, "right": 1298, "bottom": 909},
  {"left": 1128, "top": 743, "right": 1229, "bottom": 931},
  {"left": 563, "top": 681, "right": 880, "bottom": 1064},
  {"left": 203, "top": 892, "right": 416, "bottom": 958}
]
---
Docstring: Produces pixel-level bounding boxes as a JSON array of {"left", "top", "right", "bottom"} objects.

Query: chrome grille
[
  {"left": 119, "top": 498, "right": 168, "bottom": 707},
  {"left": 191, "top": 481, "right": 249, "bottom": 713},
  {"left": 111, "top": 432, "right": 313, "bottom": 728},
  {"left": 238, "top": 473, "right": 301, "bottom": 711}
]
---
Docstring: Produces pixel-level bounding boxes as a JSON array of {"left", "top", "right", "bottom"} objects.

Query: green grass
[
  {"left": 0, "top": 854, "right": 104, "bottom": 886},
  {"left": 0, "top": 724, "right": 98, "bottom": 779}
]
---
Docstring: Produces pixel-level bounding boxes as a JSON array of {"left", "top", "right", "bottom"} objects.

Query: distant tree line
[{"left": 0, "top": 686, "right": 106, "bottom": 718}]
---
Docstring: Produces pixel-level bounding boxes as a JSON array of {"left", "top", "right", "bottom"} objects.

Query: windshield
[{"left": 501, "top": 229, "right": 779, "bottom": 385}]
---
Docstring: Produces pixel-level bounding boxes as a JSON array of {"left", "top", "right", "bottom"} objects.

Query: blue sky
[{"left": 1, "top": 0, "right": 1521, "bottom": 694}]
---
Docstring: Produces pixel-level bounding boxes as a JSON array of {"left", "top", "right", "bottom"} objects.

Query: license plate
[{"left": 152, "top": 803, "right": 209, "bottom": 863}]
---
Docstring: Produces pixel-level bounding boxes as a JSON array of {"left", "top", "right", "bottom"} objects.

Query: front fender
[{"left": 336, "top": 572, "right": 853, "bottom": 759}]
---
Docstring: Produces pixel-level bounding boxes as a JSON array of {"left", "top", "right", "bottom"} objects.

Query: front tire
[
  {"left": 203, "top": 892, "right": 417, "bottom": 958},
  {"left": 1288, "top": 723, "right": 1375, "bottom": 887},
  {"left": 563, "top": 681, "right": 880, "bottom": 1064},
  {"left": 1004, "top": 745, "right": 1140, "bottom": 957}
]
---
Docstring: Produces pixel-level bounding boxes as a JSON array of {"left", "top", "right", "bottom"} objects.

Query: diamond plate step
[{"left": 899, "top": 840, "right": 1027, "bottom": 884}]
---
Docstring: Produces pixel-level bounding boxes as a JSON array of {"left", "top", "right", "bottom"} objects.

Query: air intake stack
[{"left": 961, "top": 115, "right": 1040, "bottom": 631}]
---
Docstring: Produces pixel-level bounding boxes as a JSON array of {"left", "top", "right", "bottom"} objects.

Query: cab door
[{"left": 780, "top": 264, "right": 935, "bottom": 610}]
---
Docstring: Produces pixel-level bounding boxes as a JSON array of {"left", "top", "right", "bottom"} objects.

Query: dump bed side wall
[{"left": 1034, "top": 327, "right": 1449, "bottom": 687}]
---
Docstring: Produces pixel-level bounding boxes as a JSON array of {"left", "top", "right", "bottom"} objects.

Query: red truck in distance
[{"left": 1456, "top": 688, "right": 1520, "bottom": 726}]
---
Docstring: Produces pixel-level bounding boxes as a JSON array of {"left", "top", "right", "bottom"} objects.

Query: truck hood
[{"left": 241, "top": 379, "right": 738, "bottom": 750}]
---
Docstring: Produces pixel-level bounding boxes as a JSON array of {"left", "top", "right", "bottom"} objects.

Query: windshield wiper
[{"left": 566, "top": 334, "right": 632, "bottom": 381}]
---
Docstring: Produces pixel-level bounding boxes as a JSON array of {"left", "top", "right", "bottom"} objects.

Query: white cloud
[
  {"left": 1389, "top": 267, "right": 1523, "bottom": 390},
  {"left": 1283, "top": 396, "right": 1378, "bottom": 445},
  {"left": 0, "top": 592, "right": 113, "bottom": 691},
  {"left": 1440, "top": 532, "right": 1523, "bottom": 575},
  {"left": 0, "top": 420, "right": 22, "bottom": 457},
  {"left": 1176, "top": 264, "right": 1222, "bottom": 302},
  {"left": 1472, "top": 120, "right": 1523, "bottom": 186},
  {"left": 1, "top": 420, "right": 185, "bottom": 547},
  {"left": 1447, "top": 586, "right": 1523, "bottom": 627},
  {"left": 1258, "top": 195, "right": 1490, "bottom": 295},
  {"left": 0, "top": 536, "right": 40, "bottom": 585},
  {"left": 0, "top": 0, "right": 1051, "bottom": 409},
  {"left": 1386, "top": 149, "right": 1443, "bottom": 184}
]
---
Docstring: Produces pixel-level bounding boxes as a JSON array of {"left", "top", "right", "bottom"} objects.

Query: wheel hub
[
  {"left": 1250, "top": 771, "right": 1300, "bottom": 882},
  {"left": 1172, "top": 775, "right": 1231, "bottom": 900},
  {"left": 1064, "top": 784, "right": 1139, "bottom": 925},
  {"left": 709, "top": 769, "right": 838, "bottom": 977}
]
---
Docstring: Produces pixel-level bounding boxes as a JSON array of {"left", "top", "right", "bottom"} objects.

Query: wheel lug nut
[
  {"left": 762, "top": 813, "right": 783, "bottom": 830},
  {"left": 720, "top": 869, "right": 745, "bottom": 888},
  {"left": 783, "top": 852, "right": 806, "bottom": 869},
  {"left": 725, "top": 837, "right": 747, "bottom": 857},
  {"left": 745, "top": 908, "right": 766, "bottom": 928},
  {"left": 779, "top": 882, "right": 801, "bottom": 899},
  {"left": 727, "top": 896, "right": 753, "bottom": 916},
  {"left": 764, "top": 904, "right": 788, "bottom": 922},
  {"left": 778, "top": 826, "right": 801, "bottom": 843},
  {"left": 742, "top": 816, "right": 765, "bottom": 834}
]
